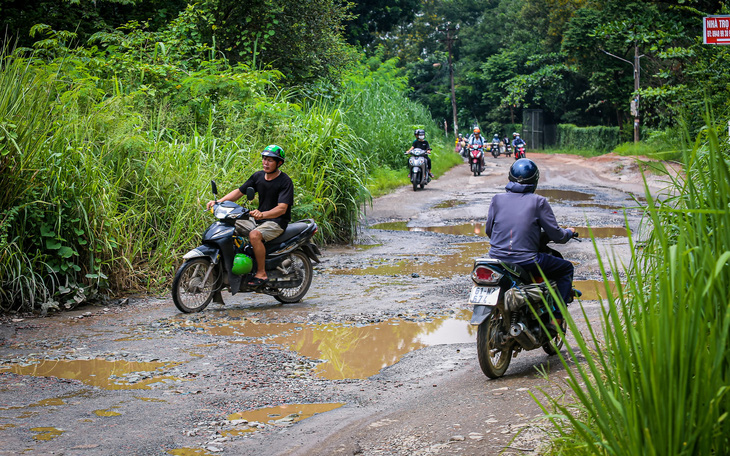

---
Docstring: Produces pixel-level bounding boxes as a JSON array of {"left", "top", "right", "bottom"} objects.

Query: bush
[{"left": 556, "top": 124, "right": 620, "bottom": 152}]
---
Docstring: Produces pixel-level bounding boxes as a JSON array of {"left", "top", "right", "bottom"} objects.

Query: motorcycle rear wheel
[
  {"left": 172, "top": 258, "right": 219, "bottom": 313},
  {"left": 542, "top": 319, "right": 567, "bottom": 355},
  {"left": 477, "top": 308, "right": 512, "bottom": 378},
  {"left": 274, "top": 250, "right": 313, "bottom": 304}
]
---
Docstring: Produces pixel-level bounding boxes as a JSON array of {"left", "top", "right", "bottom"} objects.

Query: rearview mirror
[
  {"left": 245, "top": 187, "right": 255, "bottom": 201},
  {"left": 211, "top": 180, "right": 218, "bottom": 196}
]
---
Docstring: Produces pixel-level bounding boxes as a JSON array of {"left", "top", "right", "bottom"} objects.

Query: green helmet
[
  {"left": 232, "top": 253, "right": 253, "bottom": 275},
  {"left": 262, "top": 144, "right": 285, "bottom": 164}
]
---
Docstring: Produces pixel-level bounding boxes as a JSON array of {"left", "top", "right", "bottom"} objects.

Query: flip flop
[{"left": 247, "top": 277, "right": 266, "bottom": 287}]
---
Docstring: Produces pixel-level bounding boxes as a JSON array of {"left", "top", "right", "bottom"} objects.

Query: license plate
[{"left": 468, "top": 286, "right": 499, "bottom": 305}]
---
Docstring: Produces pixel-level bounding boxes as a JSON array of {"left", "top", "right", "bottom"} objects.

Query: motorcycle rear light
[{"left": 472, "top": 266, "right": 502, "bottom": 285}]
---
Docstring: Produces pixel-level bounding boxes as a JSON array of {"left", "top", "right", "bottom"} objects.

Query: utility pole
[
  {"left": 438, "top": 23, "right": 459, "bottom": 140},
  {"left": 601, "top": 46, "right": 644, "bottom": 144}
]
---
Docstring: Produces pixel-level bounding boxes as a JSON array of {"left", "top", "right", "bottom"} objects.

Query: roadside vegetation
[
  {"left": 0, "top": 20, "right": 452, "bottom": 313},
  {"left": 535, "top": 120, "right": 730, "bottom": 454}
]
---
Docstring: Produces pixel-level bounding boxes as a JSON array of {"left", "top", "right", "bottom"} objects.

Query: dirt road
[{"left": 0, "top": 153, "right": 663, "bottom": 455}]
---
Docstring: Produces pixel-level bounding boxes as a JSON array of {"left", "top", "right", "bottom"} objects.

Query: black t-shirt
[
  {"left": 239, "top": 171, "right": 294, "bottom": 230},
  {"left": 412, "top": 139, "right": 431, "bottom": 151}
]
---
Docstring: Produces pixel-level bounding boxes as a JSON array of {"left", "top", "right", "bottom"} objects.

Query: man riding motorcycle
[
  {"left": 206, "top": 145, "right": 294, "bottom": 288},
  {"left": 512, "top": 132, "right": 526, "bottom": 149},
  {"left": 408, "top": 129, "right": 433, "bottom": 178},
  {"left": 485, "top": 158, "right": 576, "bottom": 330},
  {"left": 468, "top": 127, "right": 486, "bottom": 170}
]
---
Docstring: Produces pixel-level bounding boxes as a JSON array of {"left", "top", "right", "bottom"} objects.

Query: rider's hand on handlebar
[
  {"left": 206, "top": 200, "right": 215, "bottom": 210},
  {"left": 250, "top": 209, "right": 263, "bottom": 220},
  {"left": 568, "top": 228, "right": 579, "bottom": 238}
]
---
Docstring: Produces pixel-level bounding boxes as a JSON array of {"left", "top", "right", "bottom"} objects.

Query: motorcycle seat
[
  {"left": 499, "top": 261, "right": 534, "bottom": 283},
  {"left": 265, "top": 220, "right": 312, "bottom": 251}
]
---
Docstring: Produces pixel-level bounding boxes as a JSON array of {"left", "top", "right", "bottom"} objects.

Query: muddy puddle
[
  {"left": 536, "top": 189, "right": 595, "bottom": 202},
  {"left": 573, "top": 280, "right": 619, "bottom": 301},
  {"left": 332, "top": 241, "right": 489, "bottom": 278},
  {"left": 182, "top": 310, "right": 475, "bottom": 380},
  {"left": 0, "top": 359, "right": 181, "bottom": 390},
  {"left": 432, "top": 199, "right": 466, "bottom": 209},
  {"left": 371, "top": 222, "right": 628, "bottom": 239},
  {"left": 223, "top": 403, "right": 344, "bottom": 437}
]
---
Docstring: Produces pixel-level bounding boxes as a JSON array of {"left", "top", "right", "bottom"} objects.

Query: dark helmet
[
  {"left": 262, "top": 144, "right": 285, "bottom": 164},
  {"left": 509, "top": 158, "right": 540, "bottom": 185},
  {"left": 414, "top": 129, "right": 425, "bottom": 137}
]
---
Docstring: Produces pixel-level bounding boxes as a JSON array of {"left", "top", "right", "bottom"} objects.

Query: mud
[{"left": 0, "top": 152, "right": 671, "bottom": 455}]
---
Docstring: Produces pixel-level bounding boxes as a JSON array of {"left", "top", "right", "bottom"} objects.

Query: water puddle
[
  {"left": 135, "top": 396, "right": 167, "bottom": 403},
  {"left": 168, "top": 449, "right": 217, "bottom": 456},
  {"left": 94, "top": 409, "right": 122, "bottom": 417},
  {"left": 271, "top": 311, "right": 474, "bottom": 379},
  {"left": 371, "top": 223, "right": 628, "bottom": 239},
  {"left": 574, "top": 280, "right": 619, "bottom": 301},
  {"left": 536, "top": 189, "right": 594, "bottom": 202},
  {"left": 574, "top": 226, "right": 629, "bottom": 238},
  {"left": 0, "top": 359, "right": 181, "bottom": 390},
  {"left": 31, "top": 427, "right": 64, "bottom": 441},
  {"left": 223, "top": 403, "right": 344, "bottom": 437},
  {"left": 186, "top": 310, "right": 475, "bottom": 379},
  {"left": 331, "top": 242, "right": 489, "bottom": 278},
  {"left": 433, "top": 199, "right": 466, "bottom": 208}
]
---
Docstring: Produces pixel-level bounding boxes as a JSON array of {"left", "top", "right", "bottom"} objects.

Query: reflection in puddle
[
  {"left": 355, "top": 243, "right": 382, "bottom": 251},
  {"left": 167, "top": 448, "right": 217, "bottom": 456},
  {"left": 0, "top": 359, "right": 181, "bottom": 390},
  {"left": 573, "top": 226, "right": 629, "bottom": 238},
  {"left": 273, "top": 310, "right": 474, "bottom": 379},
  {"left": 536, "top": 189, "right": 594, "bottom": 202},
  {"left": 187, "top": 311, "right": 475, "bottom": 380},
  {"left": 332, "top": 242, "right": 489, "bottom": 278},
  {"left": 433, "top": 199, "right": 466, "bottom": 208},
  {"left": 371, "top": 223, "right": 628, "bottom": 239},
  {"left": 223, "top": 403, "right": 344, "bottom": 436},
  {"left": 31, "top": 427, "right": 64, "bottom": 441},
  {"left": 135, "top": 396, "right": 167, "bottom": 403},
  {"left": 573, "top": 280, "right": 619, "bottom": 301}
]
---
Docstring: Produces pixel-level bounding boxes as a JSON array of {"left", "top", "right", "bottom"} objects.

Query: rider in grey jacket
[{"left": 485, "top": 159, "right": 576, "bottom": 311}]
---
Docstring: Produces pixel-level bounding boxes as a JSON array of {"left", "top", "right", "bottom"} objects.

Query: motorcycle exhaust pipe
[
  {"left": 276, "top": 258, "right": 293, "bottom": 273},
  {"left": 509, "top": 323, "right": 525, "bottom": 337},
  {"left": 510, "top": 323, "right": 539, "bottom": 346}
]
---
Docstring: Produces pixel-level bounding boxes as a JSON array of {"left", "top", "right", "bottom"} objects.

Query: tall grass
[
  {"left": 537, "top": 121, "right": 730, "bottom": 454},
  {"left": 0, "top": 42, "right": 449, "bottom": 311}
]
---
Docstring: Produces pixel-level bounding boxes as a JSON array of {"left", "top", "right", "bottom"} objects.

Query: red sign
[{"left": 704, "top": 16, "right": 730, "bottom": 45}]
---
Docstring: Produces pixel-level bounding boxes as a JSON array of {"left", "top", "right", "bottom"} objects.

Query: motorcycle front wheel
[
  {"left": 274, "top": 250, "right": 313, "bottom": 304},
  {"left": 542, "top": 318, "right": 567, "bottom": 355},
  {"left": 477, "top": 307, "right": 512, "bottom": 378},
  {"left": 172, "top": 258, "right": 220, "bottom": 313}
]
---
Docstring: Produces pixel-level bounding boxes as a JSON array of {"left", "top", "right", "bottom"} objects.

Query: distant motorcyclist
[
  {"left": 512, "top": 132, "right": 526, "bottom": 149},
  {"left": 468, "top": 127, "right": 486, "bottom": 170},
  {"left": 485, "top": 158, "right": 576, "bottom": 328},
  {"left": 407, "top": 129, "right": 433, "bottom": 178}
]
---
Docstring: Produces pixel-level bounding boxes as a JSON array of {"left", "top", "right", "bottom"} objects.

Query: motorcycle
[
  {"left": 172, "top": 182, "right": 321, "bottom": 313},
  {"left": 467, "top": 231, "right": 581, "bottom": 378},
  {"left": 514, "top": 144, "right": 526, "bottom": 160},
  {"left": 407, "top": 148, "right": 430, "bottom": 191},
  {"left": 489, "top": 141, "right": 501, "bottom": 158},
  {"left": 469, "top": 144, "right": 485, "bottom": 176}
]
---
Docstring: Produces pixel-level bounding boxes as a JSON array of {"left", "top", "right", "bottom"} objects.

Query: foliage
[
  {"left": 555, "top": 124, "right": 620, "bottom": 153},
  {"left": 535, "top": 120, "right": 730, "bottom": 454},
  {"left": 0, "top": 19, "right": 451, "bottom": 312}
]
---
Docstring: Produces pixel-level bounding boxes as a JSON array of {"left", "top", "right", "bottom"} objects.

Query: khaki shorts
[{"left": 234, "top": 219, "right": 284, "bottom": 242}]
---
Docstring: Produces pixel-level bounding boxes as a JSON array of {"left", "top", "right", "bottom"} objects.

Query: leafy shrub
[{"left": 556, "top": 124, "right": 620, "bottom": 152}]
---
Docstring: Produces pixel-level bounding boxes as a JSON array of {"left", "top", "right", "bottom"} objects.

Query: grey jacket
[{"left": 485, "top": 182, "right": 572, "bottom": 263}]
